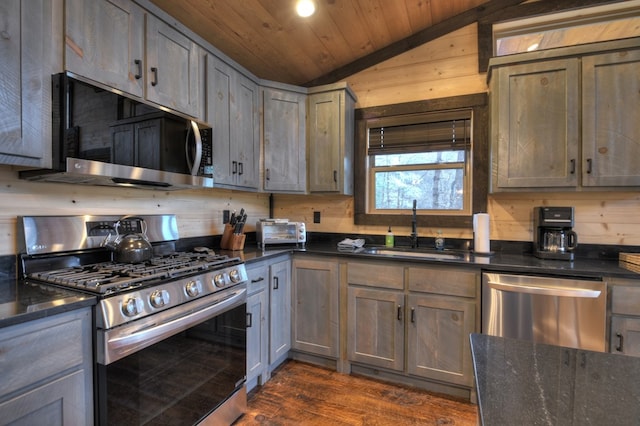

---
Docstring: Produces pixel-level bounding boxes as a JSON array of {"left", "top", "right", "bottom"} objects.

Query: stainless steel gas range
[{"left": 18, "top": 215, "right": 248, "bottom": 426}]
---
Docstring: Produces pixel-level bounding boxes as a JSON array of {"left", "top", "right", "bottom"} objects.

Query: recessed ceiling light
[
  {"left": 527, "top": 43, "right": 540, "bottom": 52},
  {"left": 296, "top": 0, "right": 316, "bottom": 17}
]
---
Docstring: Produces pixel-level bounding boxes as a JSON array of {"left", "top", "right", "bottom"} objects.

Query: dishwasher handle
[{"left": 486, "top": 280, "right": 602, "bottom": 298}]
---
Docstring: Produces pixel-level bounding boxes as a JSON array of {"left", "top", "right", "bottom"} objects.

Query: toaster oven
[{"left": 256, "top": 220, "right": 306, "bottom": 248}]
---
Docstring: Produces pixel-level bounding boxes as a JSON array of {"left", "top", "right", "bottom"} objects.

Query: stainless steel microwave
[{"left": 20, "top": 73, "right": 213, "bottom": 189}]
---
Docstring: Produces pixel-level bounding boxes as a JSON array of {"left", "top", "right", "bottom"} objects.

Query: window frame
[{"left": 354, "top": 93, "right": 488, "bottom": 228}]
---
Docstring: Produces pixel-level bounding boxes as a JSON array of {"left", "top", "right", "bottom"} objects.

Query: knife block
[{"left": 220, "top": 224, "right": 246, "bottom": 251}]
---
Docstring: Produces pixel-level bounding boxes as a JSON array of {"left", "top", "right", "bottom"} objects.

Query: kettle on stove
[{"left": 102, "top": 216, "right": 153, "bottom": 263}]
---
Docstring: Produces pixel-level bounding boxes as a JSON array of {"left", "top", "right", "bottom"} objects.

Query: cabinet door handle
[
  {"left": 238, "top": 162, "right": 243, "bottom": 176},
  {"left": 266, "top": 169, "right": 270, "bottom": 181},
  {"left": 273, "top": 276, "right": 279, "bottom": 290},
  {"left": 232, "top": 161, "right": 238, "bottom": 174},
  {"left": 586, "top": 158, "right": 593, "bottom": 174},
  {"left": 333, "top": 170, "right": 338, "bottom": 182},
  {"left": 150, "top": 67, "right": 158, "bottom": 86},
  {"left": 616, "top": 332, "right": 624, "bottom": 352},
  {"left": 397, "top": 305, "right": 402, "bottom": 321},
  {"left": 410, "top": 307, "right": 415, "bottom": 323},
  {"left": 246, "top": 312, "right": 253, "bottom": 328},
  {"left": 570, "top": 159, "right": 575, "bottom": 174},
  {"left": 251, "top": 277, "right": 265, "bottom": 283},
  {"left": 134, "top": 59, "right": 142, "bottom": 80}
]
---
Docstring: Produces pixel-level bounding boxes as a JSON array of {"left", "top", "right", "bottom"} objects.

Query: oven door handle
[
  {"left": 486, "top": 281, "right": 602, "bottom": 298},
  {"left": 98, "top": 286, "right": 246, "bottom": 365}
]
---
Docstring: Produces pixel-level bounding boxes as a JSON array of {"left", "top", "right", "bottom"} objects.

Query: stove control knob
[
  {"left": 229, "top": 269, "right": 242, "bottom": 283},
  {"left": 213, "top": 273, "right": 226, "bottom": 288},
  {"left": 149, "top": 289, "right": 170, "bottom": 308},
  {"left": 122, "top": 297, "right": 142, "bottom": 317},
  {"left": 185, "top": 280, "right": 202, "bottom": 297}
]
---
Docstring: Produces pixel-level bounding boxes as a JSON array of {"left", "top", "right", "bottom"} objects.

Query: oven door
[{"left": 96, "top": 285, "right": 247, "bottom": 426}]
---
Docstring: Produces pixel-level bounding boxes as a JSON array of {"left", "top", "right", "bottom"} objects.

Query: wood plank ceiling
[
  {"left": 150, "top": 0, "right": 492, "bottom": 86},
  {"left": 149, "top": 0, "right": 631, "bottom": 87}
]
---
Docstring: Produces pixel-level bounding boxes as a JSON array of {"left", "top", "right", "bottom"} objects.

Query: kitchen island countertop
[{"left": 470, "top": 333, "right": 640, "bottom": 425}]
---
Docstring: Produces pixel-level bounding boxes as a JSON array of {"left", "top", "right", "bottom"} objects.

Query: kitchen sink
[{"left": 360, "top": 246, "right": 469, "bottom": 261}]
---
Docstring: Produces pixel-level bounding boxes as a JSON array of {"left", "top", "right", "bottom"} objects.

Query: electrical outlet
[
  {"left": 313, "top": 211, "right": 321, "bottom": 223},
  {"left": 223, "top": 210, "right": 230, "bottom": 224}
]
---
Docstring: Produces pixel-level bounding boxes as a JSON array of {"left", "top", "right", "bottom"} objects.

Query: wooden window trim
[{"left": 354, "top": 93, "right": 488, "bottom": 228}]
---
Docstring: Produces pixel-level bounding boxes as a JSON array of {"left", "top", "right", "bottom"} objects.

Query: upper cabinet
[
  {"left": 489, "top": 38, "right": 640, "bottom": 192},
  {"left": 65, "top": 0, "right": 200, "bottom": 118},
  {"left": 0, "top": 0, "right": 62, "bottom": 168},
  {"left": 307, "top": 83, "right": 357, "bottom": 194},
  {"left": 262, "top": 85, "right": 307, "bottom": 193},
  {"left": 207, "top": 55, "right": 260, "bottom": 190}
]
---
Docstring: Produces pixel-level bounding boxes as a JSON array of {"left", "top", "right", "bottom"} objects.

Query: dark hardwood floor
[{"left": 234, "top": 360, "right": 479, "bottom": 425}]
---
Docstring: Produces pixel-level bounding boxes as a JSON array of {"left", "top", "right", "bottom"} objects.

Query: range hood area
[{"left": 19, "top": 73, "right": 213, "bottom": 190}]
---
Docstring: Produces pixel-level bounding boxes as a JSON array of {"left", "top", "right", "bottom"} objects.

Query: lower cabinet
[
  {"left": 292, "top": 256, "right": 340, "bottom": 358},
  {"left": 609, "top": 278, "right": 640, "bottom": 357},
  {"left": 0, "top": 307, "right": 93, "bottom": 425},
  {"left": 245, "top": 255, "right": 292, "bottom": 391},
  {"left": 347, "top": 260, "right": 479, "bottom": 394}
]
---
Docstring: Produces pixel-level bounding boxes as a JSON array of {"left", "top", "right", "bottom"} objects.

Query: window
[
  {"left": 354, "top": 94, "right": 488, "bottom": 228},
  {"left": 367, "top": 111, "right": 471, "bottom": 215}
]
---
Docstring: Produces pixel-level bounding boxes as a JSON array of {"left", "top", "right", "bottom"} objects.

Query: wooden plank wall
[
  {"left": 274, "top": 24, "right": 640, "bottom": 247},
  {"left": 0, "top": 167, "right": 269, "bottom": 255}
]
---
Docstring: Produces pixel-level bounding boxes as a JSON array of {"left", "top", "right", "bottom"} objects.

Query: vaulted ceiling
[{"left": 149, "top": 0, "right": 626, "bottom": 87}]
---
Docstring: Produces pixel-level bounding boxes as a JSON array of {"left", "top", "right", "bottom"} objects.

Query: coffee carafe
[{"left": 533, "top": 206, "right": 578, "bottom": 260}]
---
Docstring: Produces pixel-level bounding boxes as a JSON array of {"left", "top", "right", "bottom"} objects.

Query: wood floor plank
[{"left": 234, "top": 360, "right": 478, "bottom": 425}]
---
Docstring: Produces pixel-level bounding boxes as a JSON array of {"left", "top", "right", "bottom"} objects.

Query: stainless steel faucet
[{"left": 411, "top": 199, "right": 418, "bottom": 248}]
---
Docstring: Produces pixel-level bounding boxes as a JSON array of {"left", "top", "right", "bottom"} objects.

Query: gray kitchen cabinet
[
  {"left": 65, "top": 0, "right": 144, "bottom": 98},
  {"left": 490, "top": 38, "right": 640, "bottom": 192},
  {"left": 406, "top": 266, "right": 478, "bottom": 387},
  {"left": 269, "top": 257, "right": 292, "bottom": 371},
  {"left": 262, "top": 86, "right": 307, "bottom": 193},
  {"left": 307, "top": 83, "right": 356, "bottom": 194},
  {"left": 490, "top": 58, "right": 580, "bottom": 190},
  {"left": 207, "top": 56, "right": 259, "bottom": 189},
  {"left": 0, "top": 0, "right": 61, "bottom": 168},
  {"left": 610, "top": 279, "right": 640, "bottom": 357},
  {"left": 292, "top": 257, "right": 339, "bottom": 358},
  {"left": 246, "top": 261, "right": 269, "bottom": 391},
  {"left": 0, "top": 307, "right": 93, "bottom": 425},
  {"left": 582, "top": 48, "right": 640, "bottom": 187},
  {"left": 346, "top": 259, "right": 479, "bottom": 394},
  {"left": 65, "top": 0, "right": 200, "bottom": 118}
]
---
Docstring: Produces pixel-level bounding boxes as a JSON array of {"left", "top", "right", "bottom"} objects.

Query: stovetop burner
[{"left": 28, "top": 252, "right": 241, "bottom": 294}]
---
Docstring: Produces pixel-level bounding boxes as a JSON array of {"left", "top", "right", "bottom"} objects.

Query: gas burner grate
[{"left": 28, "top": 252, "right": 240, "bottom": 294}]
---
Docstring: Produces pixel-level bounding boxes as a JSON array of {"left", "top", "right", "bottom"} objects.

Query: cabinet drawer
[
  {"left": 611, "top": 284, "right": 640, "bottom": 315},
  {"left": 408, "top": 266, "right": 478, "bottom": 298},
  {"left": 246, "top": 262, "right": 269, "bottom": 296},
  {"left": 0, "top": 309, "right": 88, "bottom": 397},
  {"left": 347, "top": 261, "right": 404, "bottom": 289}
]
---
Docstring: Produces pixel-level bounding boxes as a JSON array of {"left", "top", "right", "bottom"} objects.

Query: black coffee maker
[{"left": 533, "top": 206, "right": 578, "bottom": 261}]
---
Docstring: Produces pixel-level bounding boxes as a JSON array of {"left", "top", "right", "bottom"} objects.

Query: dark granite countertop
[
  {"left": 0, "top": 278, "right": 96, "bottom": 329},
  {"left": 470, "top": 333, "right": 640, "bottom": 425}
]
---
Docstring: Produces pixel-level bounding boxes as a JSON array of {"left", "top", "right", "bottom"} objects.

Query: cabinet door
[
  {"left": 247, "top": 289, "right": 268, "bottom": 389},
  {"left": 308, "top": 91, "right": 343, "bottom": 193},
  {"left": 269, "top": 259, "right": 292, "bottom": 364},
  {"left": 611, "top": 316, "right": 640, "bottom": 357},
  {"left": 233, "top": 73, "right": 260, "bottom": 189},
  {"left": 407, "top": 295, "right": 475, "bottom": 386},
  {"left": 146, "top": 15, "right": 200, "bottom": 118},
  {"left": 492, "top": 59, "right": 580, "bottom": 189},
  {"left": 65, "top": 0, "right": 144, "bottom": 98},
  {"left": 582, "top": 49, "right": 640, "bottom": 187},
  {"left": 347, "top": 287, "right": 404, "bottom": 371},
  {"left": 263, "top": 88, "right": 307, "bottom": 192},
  {"left": 292, "top": 258, "right": 339, "bottom": 357},
  {"left": 207, "top": 57, "right": 234, "bottom": 186},
  {"left": 0, "top": 0, "right": 59, "bottom": 167}
]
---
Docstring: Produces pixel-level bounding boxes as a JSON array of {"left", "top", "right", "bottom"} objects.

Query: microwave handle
[{"left": 185, "top": 120, "right": 202, "bottom": 176}]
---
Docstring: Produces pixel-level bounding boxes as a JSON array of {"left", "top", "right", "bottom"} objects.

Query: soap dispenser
[{"left": 385, "top": 226, "right": 395, "bottom": 247}]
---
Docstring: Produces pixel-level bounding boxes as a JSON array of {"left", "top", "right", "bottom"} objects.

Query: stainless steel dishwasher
[{"left": 482, "top": 272, "right": 607, "bottom": 352}]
